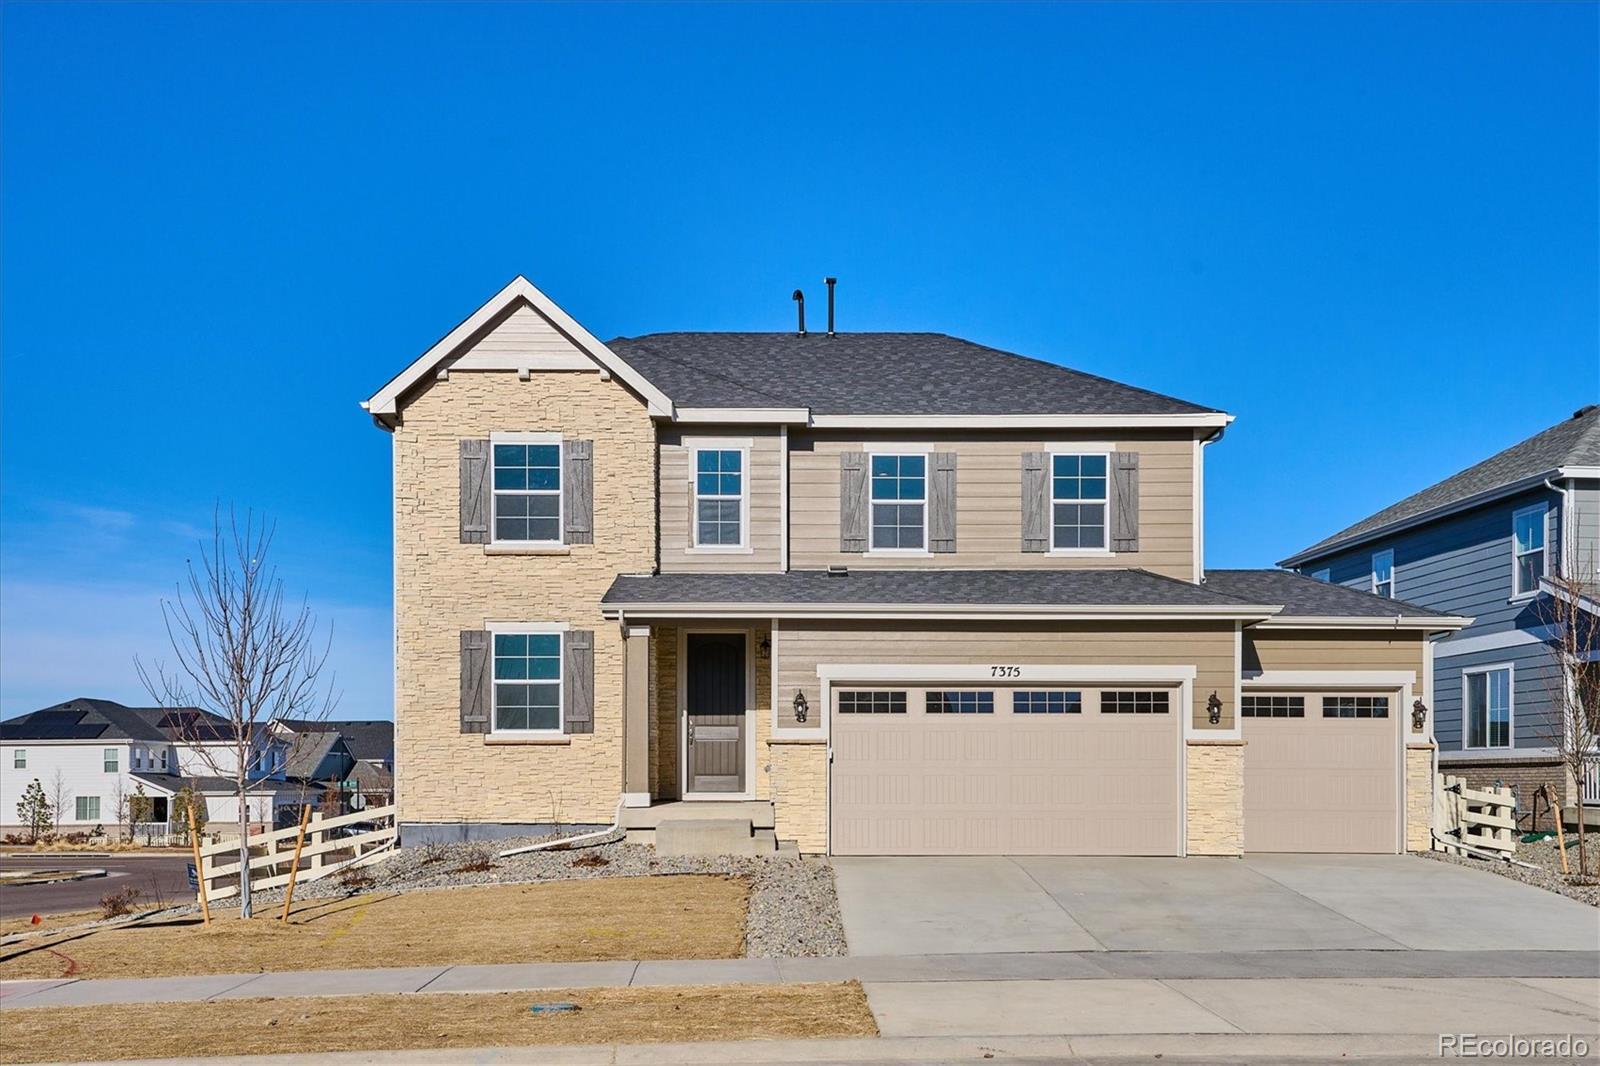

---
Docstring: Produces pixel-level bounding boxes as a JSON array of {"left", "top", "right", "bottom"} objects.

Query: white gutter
[
  {"left": 601, "top": 602, "right": 1283, "bottom": 622},
  {"left": 1253, "top": 614, "right": 1473, "bottom": 631}
]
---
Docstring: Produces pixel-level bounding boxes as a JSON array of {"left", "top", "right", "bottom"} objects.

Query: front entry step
[{"left": 655, "top": 818, "right": 766, "bottom": 857}]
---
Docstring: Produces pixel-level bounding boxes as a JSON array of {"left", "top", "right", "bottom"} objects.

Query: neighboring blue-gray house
[{"left": 1282, "top": 404, "right": 1600, "bottom": 826}]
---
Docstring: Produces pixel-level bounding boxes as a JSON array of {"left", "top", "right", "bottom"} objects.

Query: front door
[{"left": 685, "top": 633, "right": 746, "bottom": 795}]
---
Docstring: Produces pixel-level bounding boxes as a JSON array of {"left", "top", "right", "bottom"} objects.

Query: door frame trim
[{"left": 678, "top": 626, "right": 757, "bottom": 801}]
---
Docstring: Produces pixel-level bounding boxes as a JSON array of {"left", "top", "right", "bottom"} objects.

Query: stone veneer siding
[
  {"left": 392, "top": 368, "right": 655, "bottom": 827},
  {"left": 768, "top": 742, "right": 828, "bottom": 852},
  {"left": 1405, "top": 745, "right": 1435, "bottom": 850},
  {"left": 1185, "top": 741, "right": 1244, "bottom": 856}
]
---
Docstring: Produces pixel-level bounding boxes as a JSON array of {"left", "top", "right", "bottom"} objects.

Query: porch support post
[{"left": 622, "top": 624, "right": 651, "bottom": 808}]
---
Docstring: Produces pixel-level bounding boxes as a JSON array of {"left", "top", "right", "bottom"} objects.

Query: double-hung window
[
  {"left": 1052, "top": 453, "right": 1108, "bottom": 550},
  {"left": 492, "top": 439, "right": 562, "bottom": 544},
  {"left": 11, "top": 749, "right": 23, "bottom": 769},
  {"left": 694, "top": 449, "right": 745, "bottom": 547},
  {"left": 103, "top": 748, "right": 118, "bottom": 773},
  {"left": 1512, "top": 505, "right": 1546, "bottom": 597},
  {"left": 870, "top": 454, "right": 926, "bottom": 550},
  {"left": 76, "top": 796, "right": 100, "bottom": 821},
  {"left": 1465, "top": 666, "right": 1512, "bottom": 748},
  {"left": 492, "top": 631, "right": 563, "bottom": 733},
  {"left": 1372, "top": 550, "right": 1394, "bottom": 599}
]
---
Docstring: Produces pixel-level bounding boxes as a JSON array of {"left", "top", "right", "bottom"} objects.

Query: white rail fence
[
  {"left": 1433, "top": 774, "right": 1517, "bottom": 856},
  {"left": 196, "top": 804, "right": 396, "bottom": 903},
  {"left": 1582, "top": 758, "right": 1600, "bottom": 807}
]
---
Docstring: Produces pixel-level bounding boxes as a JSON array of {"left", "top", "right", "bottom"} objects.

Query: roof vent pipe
[
  {"left": 825, "top": 276, "right": 837, "bottom": 336},
  {"left": 792, "top": 289, "right": 806, "bottom": 336}
]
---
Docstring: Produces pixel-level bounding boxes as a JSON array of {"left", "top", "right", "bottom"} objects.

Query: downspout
[
  {"left": 498, "top": 797, "right": 625, "bottom": 857},
  {"left": 1543, "top": 475, "right": 1571, "bottom": 576}
]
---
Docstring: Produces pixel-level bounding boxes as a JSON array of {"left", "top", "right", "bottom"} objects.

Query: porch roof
[{"left": 602, "top": 568, "right": 1282, "bottom": 621}]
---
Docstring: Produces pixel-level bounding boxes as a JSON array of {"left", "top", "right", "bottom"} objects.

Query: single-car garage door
[
  {"left": 1242, "top": 691, "right": 1400, "bottom": 853},
  {"left": 829, "top": 684, "right": 1181, "bottom": 855}
]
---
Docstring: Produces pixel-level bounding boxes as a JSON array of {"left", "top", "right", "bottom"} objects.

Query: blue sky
[{"left": 2, "top": 2, "right": 1595, "bottom": 720}]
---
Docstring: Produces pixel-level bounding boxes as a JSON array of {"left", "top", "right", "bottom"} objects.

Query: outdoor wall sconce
[
  {"left": 1412, "top": 699, "right": 1428, "bottom": 731},
  {"left": 1206, "top": 692, "right": 1223, "bottom": 725},
  {"left": 793, "top": 689, "right": 809, "bottom": 724},
  {"left": 758, "top": 635, "right": 771, "bottom": 657}
]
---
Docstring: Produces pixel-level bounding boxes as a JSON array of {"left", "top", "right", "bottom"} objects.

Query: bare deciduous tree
[
  {"left": 138, "top": 509, "right": 338, "bottom": 917},
  {"left": 109, "top": 776, "right": 131, "bottom": 844},
  {"left": 48, "top": 769, "right": 69, "bottom": 835},
  {"left": 1537, "top": 552, "right": 1599, "bottom": 883}
]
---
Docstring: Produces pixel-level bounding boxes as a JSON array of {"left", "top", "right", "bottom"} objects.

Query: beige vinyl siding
[
  {"left": 775, "top": 620, "right": 1237, "bottom": 732},
  {"left": 1243, "top": 630, "right": 1427, "bottom": 676},
  {"left": 789, "top": 430, "right": 1197, "bottom": 580},
  {"left": 659, "top": 428, "right": 783, "bottom": 572},
  {"left": 446, "top": 302, "right": 591, "bottom": 363}
]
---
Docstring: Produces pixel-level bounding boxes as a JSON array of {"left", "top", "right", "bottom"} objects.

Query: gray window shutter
[
  {"left": 930, "top": 452, "right": 958, "bottom": 553},
  {"left": 460, "top": 440, "right": 491, "bottom": 544},
  {"left": 840, "top": 452, "right": 868, "bottom": 553},
  {"left": 1110, "top": 451, "right": 1140, "bottom": 553},
  {"left": 460, "top": 630, "right": 491, "bottom": 734},
  {"left": 1021, "top": 451, "right": 1048, "bottom": 552},
  {"left": 564, "top": 629, "right": 594, "bottom": 735},
  {"left": 565, "top": 439, "right": 594, "bottom": 545}
]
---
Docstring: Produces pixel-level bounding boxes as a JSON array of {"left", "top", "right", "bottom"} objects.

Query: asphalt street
[{"left": 0, "top": 852, "right": 193, "bottom": 916}]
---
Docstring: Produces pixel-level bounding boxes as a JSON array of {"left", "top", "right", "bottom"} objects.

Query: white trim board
[
  {"left": 1243, "top": 670, "right": 1416, "bottom": 688},
  {"left": 1435, "top": 625, "right": 1557, "bottom": 659},
  {"left": 603, "top": 603, "right": 1280, "bottom": 621}
]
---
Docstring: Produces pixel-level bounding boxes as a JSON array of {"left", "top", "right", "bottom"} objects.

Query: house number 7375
[{"left": 990, "top": 665, "right": 1021, "bottom": 678}]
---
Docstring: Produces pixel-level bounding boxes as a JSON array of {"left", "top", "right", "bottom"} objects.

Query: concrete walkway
[
  {"left": 4, "top": 948, "right": 1597, "bottom": 1009},
  {"left": 831, "top": 854, "right": 1600, "bottom": 955}
]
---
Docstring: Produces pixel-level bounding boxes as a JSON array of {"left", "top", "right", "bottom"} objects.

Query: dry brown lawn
[
  {"left": 0, "top": 875, "right": 749, "bottom": 980},
  {"left": 0, "top": 982, "right": 877, "bottom": 1064},
  {"left": 0, "top": 909, "right": 109, "bottom": 938}
]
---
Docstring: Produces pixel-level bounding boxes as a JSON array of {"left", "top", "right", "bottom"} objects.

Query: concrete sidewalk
[{"left": 3, "top": 949, "right": 1597, "bottom": 1009}]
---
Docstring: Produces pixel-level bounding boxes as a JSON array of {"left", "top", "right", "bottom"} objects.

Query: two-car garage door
[{"left": 830, "top": 684, "right": 1182, "bottom": 856}]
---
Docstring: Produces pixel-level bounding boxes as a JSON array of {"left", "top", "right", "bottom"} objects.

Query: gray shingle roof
[
  {"left": 2, "top": 699, "right": 181, "bottom": 743},
  {"left": 605, "top": 333, "right": 1221, "bottom": 416},
  {"left": 1202, "top": 569, "right": 1451, "bottom": 619},
  {"left": 276, "top": 719, "right": 393, "bottom": 765},
  {"left": 603, "top": 568, "right": 1270, "bottom": 610},
  {"left": 1285, "top": 404, "right": 1600, "bottom": 564}
]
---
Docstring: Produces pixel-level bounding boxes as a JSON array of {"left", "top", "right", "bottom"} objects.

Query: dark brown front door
[{"left": 686, "top": 633, "right": 746, "bottom": 794}]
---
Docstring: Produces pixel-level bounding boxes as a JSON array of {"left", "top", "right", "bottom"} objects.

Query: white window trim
[
  {"left": 1462, "top": 662, "right": 1515, "bottom": 751},
  {"left": 75, "top": 796, "right": 101, "bottom": 822},
  {"left": 486, "top": 621, "right": 566, "bottom": 738},
  {"left": 103, "top": 747, "right": 118, "bottom": 773},
  {"left": 489, "top": 432, "right": 565, "bottom": 548},
  {"left": 690, "top": 445, "right": 751, "bottom": 552},
  {"left": 1511, "top": 503, "right": 1547, "bottom": 601},
  {"left": 1049, "top": 450, "right": 1113, "bottom": 556},
  {"left": 1372, "top": 549, "right": 1395, "bottom": 598},
  {"left": 868, "top": 452, "right": 929, "bottom": 554},
  {"left": 12, "top": 749, "right": 24, "bottom": 769}
]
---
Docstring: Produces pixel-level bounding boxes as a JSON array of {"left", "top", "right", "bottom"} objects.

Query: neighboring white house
[{"left": 0, "top": 698, "right": 301, "bottom": 837}]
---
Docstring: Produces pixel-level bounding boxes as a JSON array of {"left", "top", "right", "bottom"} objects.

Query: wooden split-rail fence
[
  {"left": 196, "top": 804, "right": 396, "bottom": 903},
  {"left": 1433, "top": 774, "right": 1517, "bottom": 857}
]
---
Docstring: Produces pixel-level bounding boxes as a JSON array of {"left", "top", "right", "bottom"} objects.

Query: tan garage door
[
  {"left": 829, "top": 684, "right": 1181, "bottom": 856},
  {"left": 1243, "top": 691, "right": 1400, "bottom": 853}
]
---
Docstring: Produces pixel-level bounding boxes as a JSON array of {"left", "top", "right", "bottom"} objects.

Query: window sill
[
  {"left": 1047, "top": 548, "right": 1114, "bottom": 557},
  {"left": 865, "top": 549, "right": 932, "bottom": 557},
  {"left": 686, "top": 546, "right": 755, "bottom": 555},
  {"left": 484, "top": 544, "right": 571, "bottom": 556},
  {"left": 485, "top": 734, "right": 572, "bottom": 746},
  {"left": 1507, "top": 593, "right": 1538, "bottom": 605}
]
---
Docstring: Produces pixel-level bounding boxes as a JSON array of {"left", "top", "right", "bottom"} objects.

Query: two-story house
[
  {"left": 0, "top": 698, "right": 300, "bottom": 837},
  {"left": 364, "top": 277, "right": 1467, "bottom": 856},
  {"left": 1282, "top": 405, "right": 1600, "bottom": 826}
]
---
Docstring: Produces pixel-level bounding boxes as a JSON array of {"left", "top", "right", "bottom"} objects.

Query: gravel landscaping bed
[
  {"left": 254, "top": 832, "right": 849, "bottom": 958},
  {"left": 1423, "top": 831, "right": 1600, "bottom": 908}
]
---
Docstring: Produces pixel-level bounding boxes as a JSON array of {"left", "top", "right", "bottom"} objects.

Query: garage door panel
[
  {"left": 1243, "top": 693, "right": 1398, "bottom": 854},
  {"left": 831, "top": 684, "right": 1181, "bottom": 856}
]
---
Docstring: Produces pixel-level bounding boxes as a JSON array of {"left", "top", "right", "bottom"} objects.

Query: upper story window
[
  {"left": 103, "top": 748, "right": 118, "bottom": 773},
  {"left": 694, "top": 449, "right": 745, "bottom": 548},
  {"left": 1465, "top": 665, "right": 1512, "bottom": 748},
  {"left": 493, "top": 631, "right": 563, "bottom": 733},
  {"left": 12, "top": 749, "right": 24, "bottom": 769},
  {"left": 159, "top": 748, "right": 168, "bottom": 771},
  {"left": 132, "top": 748, "right": 144, "bottom": 770},
  {"left": 1371, "top": 550, "right": 1394, "bottom": 598},
  {"left": 1512, "top": 504, "right": 1546, "bottom": 597},
  {"left": 492, "top": 440, "right": 562, "bottom": 544},
  {"left": 870, "top": 454, "right": 926, "bottom": 551},
  {"left": 1052, "top": 454, "right": 1108, "bottom": 550}
]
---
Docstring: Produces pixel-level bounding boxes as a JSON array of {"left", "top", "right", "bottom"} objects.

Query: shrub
[
  {"left": 571, "top": 852, "right": 609, "bottom": 869},
  {"left": 99, "top": 885, "right": 142, "bottom": 919},
  {"left": 451, "top": 841, "right": 497, "bottom": 874},
  {"left": 335, "top": 865, "right": 376, "bottom": 892},
  {"left": 415, "top": 840, "right": 451, "bottom": 866}
]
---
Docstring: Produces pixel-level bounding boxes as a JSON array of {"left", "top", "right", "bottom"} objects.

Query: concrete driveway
[{"left": 831, "top": 854, "right": 1600, "bottom": 955}]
